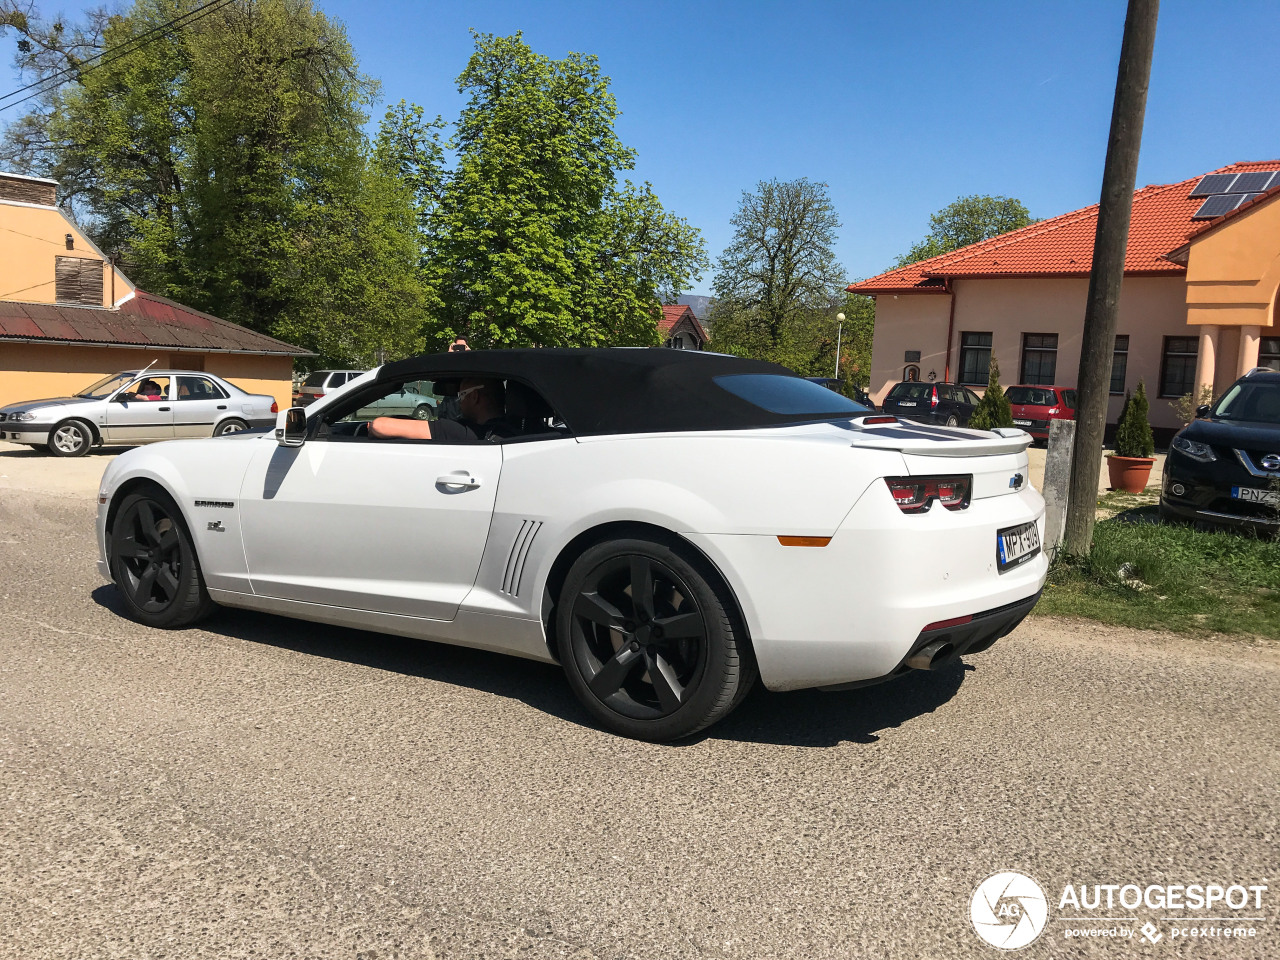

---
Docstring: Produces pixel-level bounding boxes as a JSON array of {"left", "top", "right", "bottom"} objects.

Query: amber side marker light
[{"left": 777, "top": 536, "right": 831, "bottom": 547}]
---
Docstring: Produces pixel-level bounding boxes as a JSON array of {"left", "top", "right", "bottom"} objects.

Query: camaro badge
[
  {"left": 194, "top": 500, "right": 235, "bottom": 508},
  {"left": 1009, "top": 473, "right": 1025, "bottom": 490}
]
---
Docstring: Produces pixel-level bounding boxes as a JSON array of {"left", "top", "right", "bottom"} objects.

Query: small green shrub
[
  {"left": 1114, "top": 379, "right": 1155, "bottom": 458},
  {"left": 968, "top": 356, "right": 1014, "bottom": 430}
]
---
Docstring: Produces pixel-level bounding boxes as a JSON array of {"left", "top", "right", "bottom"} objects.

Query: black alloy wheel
[
  {"left": 109, "top": 490, "right": 216, "bottom": 628},
  {"left": 557, "top": 538, "right": 755, "bottom": 741}
]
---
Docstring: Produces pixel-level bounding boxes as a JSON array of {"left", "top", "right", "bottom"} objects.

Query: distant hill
[{"left": 676, "top": 294, "right": 712, "bottom": 319}]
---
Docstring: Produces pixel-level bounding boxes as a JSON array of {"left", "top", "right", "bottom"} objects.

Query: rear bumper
[{"left": 690, "top": 483, "right": 1048, "bottom": 692}]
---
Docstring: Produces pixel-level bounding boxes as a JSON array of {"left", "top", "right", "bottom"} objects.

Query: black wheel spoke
[
  {"left": 155, "top": 565, "right": 180, "bottom": 601},
  {"left": 652, "top": 611, "right": 703, "bottom": 639},
  {"left": 629, "top": 557, "right": 655, "bottom": 620},
  {"left": 589, "top": 643, "right": 643, "bottom": 699},
  {"left": 114, "top": 537, "right": 149, "bottom": 559},
  {"left": 136, "top": 502, "right": 161, "bottom": 545},
  {"left": 644, "top": 649, "right": 685, "bottom": 713},
  {"left": 574, "top": 591, "right": 627, "bottom": 631},
  {"left": 136, "top": 563, "right": 159, "bottom": 601}
]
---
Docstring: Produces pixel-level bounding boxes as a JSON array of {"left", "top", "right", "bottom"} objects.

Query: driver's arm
[{"left": 369, "top": 417, "right": 432, "bottom": 440}]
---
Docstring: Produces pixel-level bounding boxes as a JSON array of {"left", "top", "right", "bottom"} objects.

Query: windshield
[
  {"left": 887, "top": 382, "right": 934, "bottom": 400},
  {"left": 76, "top": 372, "right": 136, "bottom": 399},
  {"left": 714, "top": 374, "right": 869, "bottom": 416},
  {"left": 1212, "top": 381, "right": 1280, "bottom": 424},
  {"left": 1006, "top": 387, "right": 1056, "bottom": 406}
]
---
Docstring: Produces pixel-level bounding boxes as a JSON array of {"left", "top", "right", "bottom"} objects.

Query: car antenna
[{"left": 136, "top": 358, "right": 159, "bottom": 378}]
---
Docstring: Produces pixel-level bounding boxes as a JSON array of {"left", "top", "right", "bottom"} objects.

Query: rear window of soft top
[{"left": 713, "top": 374, "right": 870, "bottom": 416}]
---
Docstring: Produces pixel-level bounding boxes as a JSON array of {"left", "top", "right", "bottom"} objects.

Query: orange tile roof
[
  {"left": 658, "top": 304, "right": 708, "bottom": 343},
  {"left": 848, "top": 161, "right": 1280, "bottom": 295}
]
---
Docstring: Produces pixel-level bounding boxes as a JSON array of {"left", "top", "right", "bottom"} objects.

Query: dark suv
[
  {"left": 880, "top": 381, "right": 980, "bottom": 426},
  {"left": 1160, "top": 368, "right": 1280, "bottom": 532}
]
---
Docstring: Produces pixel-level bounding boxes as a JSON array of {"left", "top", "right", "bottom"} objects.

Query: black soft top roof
[{"left": 379, "top": 348, "right": 836, "bottom": 436}]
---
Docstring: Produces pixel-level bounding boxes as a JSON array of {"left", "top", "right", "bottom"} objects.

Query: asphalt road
[{"left": 1, "top": 446, "right": 1276, "bottom": 959}]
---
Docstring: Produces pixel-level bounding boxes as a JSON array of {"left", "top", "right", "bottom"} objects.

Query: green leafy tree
[
  {"left": 840, "top": 292, "right": 876, "bottom": 390},
  {"left": 427, "top": 32, "right": 708, "bottom": 349},
  {"left": 896, "top": 194, "right": 1037, "bottom": 267},
  {"left": 1114, "top": 380, "right": 1155, "bottom": 458},
  {"left": 968, "top": 356, "right": 1014, "bottom": 430},
  {"left": 1, "top": 0, "right": 432, "bottom": 365},
  {"left": 708, "top": 178, "right": 847, "bottom": 375}
]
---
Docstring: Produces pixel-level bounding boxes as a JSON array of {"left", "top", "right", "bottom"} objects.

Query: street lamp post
[{"left": 834, "top": 312, "right": 845, "bottom": 380}]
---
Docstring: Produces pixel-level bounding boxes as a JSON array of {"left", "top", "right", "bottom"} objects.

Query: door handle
[
  {"left": 436, "top": 473, "right": 481, "bottom": 489},
  {"left": 217, "top": 404, "right": 227, "bottom": 410},
  {"left": 158, "top": 406, "right": 171, "bottom": 411}
]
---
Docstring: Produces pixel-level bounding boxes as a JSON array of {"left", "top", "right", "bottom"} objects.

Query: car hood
[
  {"left": 0, "top": 396, "right": 97, "bottom": 415},
  {"left": 1182, "top": 418, "right": 1280, "bottom": 449}
]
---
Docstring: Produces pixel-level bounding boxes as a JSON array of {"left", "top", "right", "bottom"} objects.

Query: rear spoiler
[{"left": 848, "top": 419, "right": 1033, "bottom": 457}]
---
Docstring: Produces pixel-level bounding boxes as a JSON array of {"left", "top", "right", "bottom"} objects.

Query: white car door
[
  {"left": 103, "top": 376, "right": 175, "bottom": 443},
  {"left": 237, "top": 438, "right": 502, "bottom": 620},
  {"left": 173, "top": 375, "right": 231, "bottom": 438}
]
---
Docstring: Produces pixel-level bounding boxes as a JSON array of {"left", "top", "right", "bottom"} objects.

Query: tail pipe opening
[{"left": 906, "top": 639, "right": 955, "bottom": 671}]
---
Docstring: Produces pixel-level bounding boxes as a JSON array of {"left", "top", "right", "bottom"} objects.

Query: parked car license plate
[
  {"left": 997, "top": 521, "right": 1040, "bottom": 572},
  {"left": 1012, "top": 419, "right": 1032, "bottom": 426},
  {"left": 897, "top": 401, "right": 917, "bottom": 407},
  {"left": 1232, "top": 486, "right": 1280, "bottom": 505}
]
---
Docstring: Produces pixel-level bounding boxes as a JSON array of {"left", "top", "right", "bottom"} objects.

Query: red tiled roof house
[
  {"left": 658, "top": 304, "right": 709, "bottom": 350},
  {"left": 0, "top": 171, "right": 309, "bottom": 410},
  {"left": 848, "top": 162, "right": 1280, "bottom": 430}
]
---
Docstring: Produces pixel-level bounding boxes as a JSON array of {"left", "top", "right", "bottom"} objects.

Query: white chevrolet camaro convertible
[{"left": 96, "top": 349, "right": 1048, "bottom": 740}]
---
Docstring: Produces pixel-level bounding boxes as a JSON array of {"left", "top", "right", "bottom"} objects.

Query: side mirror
[
  {"left": 111, "top": 393, "right": 129, "bottom": 403},
  {"left": 1195, "top": 404, "right": 1211, "bottom": 419},
  {"left": 276, "top": 407, "right": 307, "bottom": 447}
]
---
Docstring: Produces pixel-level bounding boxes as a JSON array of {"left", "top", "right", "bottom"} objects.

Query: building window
[
  {"left": 958, "top": 332, "right": 992, "bottom": 385},
  {"left": 1261, "top": 337, "right": 1280, "bottom": 372},
  {"left": 1159, "top": 336, "right": 1199, "bottom": 398},
  {"left": 1110, "top": 335, "right": 1129, "bottom": 394},
  {"left": 55, "top": 256, "right": 104, "bottom": 306},
  {"left": 1020, "top": 333, "right": 1058, "bottom": 385}
]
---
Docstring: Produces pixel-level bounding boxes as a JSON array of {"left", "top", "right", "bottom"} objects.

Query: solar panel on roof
[
  {"left": 1228, "top": 171, "right": 1276, "bottom": 193},
  {"left": 1266, "top": 171, "right": 1280, "bottom": 192},
  {"left": 1240, "top": 193, "right": 1264, "bottom": 205},
  {"left": 1192, "top": 193, "right": 1245, "bottom": 219},
  {"left": 1189, "top": 173, "right": 1238, "bottom": 197}
]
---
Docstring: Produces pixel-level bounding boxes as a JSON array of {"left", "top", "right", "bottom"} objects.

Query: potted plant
[{"left": 1107, "top": 379, "right": 1156, "bottom": 493}]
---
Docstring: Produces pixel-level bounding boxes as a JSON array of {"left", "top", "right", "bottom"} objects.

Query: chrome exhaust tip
[{"left": 906, "top": 639, "right": 954, "bottom": 671}]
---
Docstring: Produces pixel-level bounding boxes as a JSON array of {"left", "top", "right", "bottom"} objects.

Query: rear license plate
[
  {"left": 897, "top": 401, "right": 917, "bottom": 407},
  {"left": 1232, "top": 486, "right": 1280, "bottom": 505},
  {"left": 1012, "top": 419, "right": 1032, "bottom": 426},
  {"left": 997, "top": 521, "right": 1040, "bottom": 572}
]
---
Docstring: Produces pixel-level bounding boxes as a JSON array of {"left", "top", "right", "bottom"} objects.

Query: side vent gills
[{"left": 501, "top": 520, "right": 543, "bottom": 597}]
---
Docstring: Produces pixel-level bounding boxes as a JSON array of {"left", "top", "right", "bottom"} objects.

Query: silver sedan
[{"left": 0, "top": 369, "right": 279, "bottom": 457}]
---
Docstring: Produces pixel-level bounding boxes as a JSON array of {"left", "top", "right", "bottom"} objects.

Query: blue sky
[{"left": 5, "top": 1, "right": 1278, "bottom": 294}]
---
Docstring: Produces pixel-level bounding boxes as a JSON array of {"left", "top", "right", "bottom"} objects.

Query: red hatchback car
[{"left": 1006, "top": 385, "right": 1077, "bottom": 442}]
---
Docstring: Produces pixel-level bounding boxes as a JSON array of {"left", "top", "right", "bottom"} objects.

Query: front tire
[
  {"left": 556, "top": 537, "right": 756, "bottom": 741},
  {"left": 412, "top": 403, "right": 434, "bottom": 420},
  {"left": 48, "top": 419, "right": 93, "bottom": 457},
  {"left": 108, "top": 489, "right": 216, "bottom": 628},
  {"left": 214, "top": 418, "right": 248, "bottom": 436}
]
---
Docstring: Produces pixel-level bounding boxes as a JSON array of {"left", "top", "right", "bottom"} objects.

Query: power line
[{"left": 0, "top": 0, "right": 237, "bottom": 114}]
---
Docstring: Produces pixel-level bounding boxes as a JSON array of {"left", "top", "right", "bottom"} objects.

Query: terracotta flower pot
[{"left": 1107, "top": 454, "right": 1156, "bottom": 494}]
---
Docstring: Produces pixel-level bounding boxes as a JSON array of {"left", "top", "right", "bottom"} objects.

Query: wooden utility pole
[{"left": 1063, "top": 0, "right": 1160, "bottom": 555}]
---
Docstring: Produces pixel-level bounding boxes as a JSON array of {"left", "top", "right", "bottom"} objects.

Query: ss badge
[{"left": 207, "top": 520, "right": 225, "bottom": 532}]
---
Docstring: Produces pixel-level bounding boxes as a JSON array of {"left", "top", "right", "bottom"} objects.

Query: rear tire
[
  {"left": 108, "top": 488, "right": 216, "bottom": 628},
  {"left": 214, "top": 418, "right": 248, "bottom": 436},
  {"left": 48, "top": 419, "right": 93, "bottom": 457},
  {"left": 945, "top": 414, "right": 959, "bottom": 427},
  {"left": 556, "top": 537, "right": 756, "bottom": 741}
]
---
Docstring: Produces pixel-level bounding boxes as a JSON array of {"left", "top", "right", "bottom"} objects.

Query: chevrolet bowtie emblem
[{"left": 1010, "top": 473, "right": 1025, "bottom": 490}]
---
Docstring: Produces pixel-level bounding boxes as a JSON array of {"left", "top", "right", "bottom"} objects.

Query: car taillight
[
  {"left": 930, "top": 386, "right": 939, "bottom": 408},
  {"left": 270, "top": 401, "right": 279, "bottom": 413},
  {"left": 1048, "top": 407, "right": 1059, "bottom": 415},
  {"left": 884, "top": 475, "right": 972, "bottom": 513}
]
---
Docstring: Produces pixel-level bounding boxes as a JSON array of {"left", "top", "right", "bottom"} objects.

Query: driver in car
[{"left": 369, "top": 378, "right": 514, "bottom": 442}]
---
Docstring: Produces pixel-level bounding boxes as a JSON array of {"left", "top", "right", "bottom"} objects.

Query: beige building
[
  {"left": 850, "top": 161, "right": 1280, "bottom": 434},
  {"left": 0, "top": 171, "right": 308, "bottom": 408}
]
